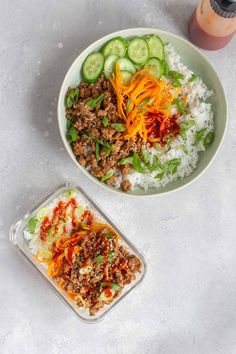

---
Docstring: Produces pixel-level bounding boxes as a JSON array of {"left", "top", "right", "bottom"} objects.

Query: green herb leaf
[
  {"left": 167, "top": 158, "right": 181, "bottom": 175},
  {"left": 102, "top": 115, "right": 108, "bottom": 127},
  {"left": 69, "top": 127, "right": 78, "bottom": 142},
  {"left": 133, "top": 152, "right": 146, "bottom": 173},
  {"left": 95, "top": 255, "right": 104, "bottom": 264},
  {"left": 108, "top": 251, "right": 115, "bottom": 261},
  {"left": 66, "top": 119, "right": 72, "bottom": 130},
  {"left": 194, "top": 128, "right": 207, "bottom": 145},
  {"left": 95, "top": 141, "right": 100, "bottom": 161},
  {"left": 101, "top": 170, "right": 114, "bottom": 182},
  {"left": 180, "top": 144, "right": 188, "bottom": 155},
  {"left": 180, "top": 119, "right": 195, "bottom": 141},
  {"left": 103, "top": 232, "right": 113, "bottom": 239},
  {"left": 28, "top": 218, "right": 38, "bottom": 234},
  {"left": 169, "top": 71, "right": 184, "bottom": 80},
  {"left": 65, "top": 88, "right": 80, "bottom": 109},
  {"left": 173, "top": 98, "right": 187, "bottom": 115},
  {"left": 118, "top": 156, "right": 133, "bottom": 165},
  {"left": 162, "top": 60, "right": 169, "bottom": 77},
  {"left": 86, "top": 94, "right": 104, "bottom": 109},
  {"left": 110, "top": 282, "right": 121, "bottom": 292},
  {"left": 203, "top": 132, "right": 214, "bottom": 147},
  {"left": 189, "top": 73, "right": 199, "bottom": 82},
  {"left": 111, "top": 123, "right": 126, "bottom": 132}
]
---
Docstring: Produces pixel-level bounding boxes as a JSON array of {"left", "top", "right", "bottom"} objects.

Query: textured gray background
[{"left": 1, "top": 0, "right": 236, "bottom": 353}]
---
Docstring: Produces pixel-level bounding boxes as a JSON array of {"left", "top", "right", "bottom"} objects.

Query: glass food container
[{"left": 9, "top": 183, "right": 147, "bottom": 323}]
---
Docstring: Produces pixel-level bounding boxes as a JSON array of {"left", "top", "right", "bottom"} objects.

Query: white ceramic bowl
[{"left": 58, "top": 28, "right": 227, "bottom": 196}]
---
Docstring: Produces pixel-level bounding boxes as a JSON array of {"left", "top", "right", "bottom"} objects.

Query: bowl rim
[{"left": 57, "top": 27, "right": 228, "bottom": 198}]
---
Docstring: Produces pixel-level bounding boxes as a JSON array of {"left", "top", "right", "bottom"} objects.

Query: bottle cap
[{"left": 212, "top": 0, "right": 236, "bottom": 17}]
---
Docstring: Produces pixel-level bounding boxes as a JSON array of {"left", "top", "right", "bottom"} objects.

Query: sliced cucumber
[
  {"left": 144, "top": 57, "right": 164, "bottom": 79},
  {"left": 116, "top": 57, "right": 136, "bottom": 74},
  {"left": 127, "top": 37, "right": 149, "bottom": 65},
  {"left": 120, "top": 70, "right": 133, "bottom": 85},
  {"left": 146, "top": 34, "right": 164, "bottom": 60},
  {"left": 102, "top": 37, "right": 127, "bottom": 57},
  {"left": 82, "top": 52, "right": 104, "bottom": 83},
  {"left": 104, "top": 54, "right": 119, "bottom": 79}
]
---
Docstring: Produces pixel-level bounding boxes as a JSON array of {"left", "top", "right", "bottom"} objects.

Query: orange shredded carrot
[{"left": 110, "top": 65, "right": 182, "bottom": 143}]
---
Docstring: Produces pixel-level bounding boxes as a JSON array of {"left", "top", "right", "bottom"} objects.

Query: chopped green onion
[
  {"left": 28, "top": 218, "right": 38, "bottom": 234},
  {"left": 132, "top": 152, "right": 146, "bottom": 173},
  {"left": 189, "top": 73, "right": 199, "bottom": 82},
  {"left": 95, "top": 255, "right": 104, "bottom": 264},
  {"left": 69, "top": 127, "right": 78, "bottom": 142},
  {"left": 180, "top": 119, "right": 195, "bottom": 141},
  {"left": 194, "top": 128, "right": 207, "bottom": 145},
  {"left": 110, "top": 282, "right": 121, "bottom": 292},
  {"left": 173, "top": 98, "right": 187, "bottom": 115},
  {"left": 108, "top": 251, "right": 115, "bottom": 261},
  {"left": 118, "top": 156, "right": 133, "bottom": 165},
  {"left": 162, "top": 60, "right": 169, "bottom": 77},
  {"left": 102, "top": 115, "right": 108, "bottom": 127},
  {"left": 95, "top": 141, "right": 100, "bottom": 161},
  {"left": 167, "top": 158, "right": 181, "bottom": 175},
  {"left": 172, "top": 79, "right": 182, "bottom": 87},
  {"left": 103, "top": 232, "right": 113, "bottom": 239},
  {"left": 65, "top": 88, "right": 80, "bottom": 109},
  {"left": 101, "top": 170, "right": 114, "bottom": 182},
  {"left": 203, "top": 132, "right": 214, "bottom": 147},
  {"left": 180, "top": 144, "right": 189, "bottom": 155},
  {"left": 169, "top": 71, "right": 184, "bottom": 80},
  {"left": 155, "top": 172, "right": 164, "bottom": 179},
  {"left": 111, "top": 123, "right": 126, "bottom": 132},
  {"left": 86, "top": 94, "right": 104, "bottom": 109}
]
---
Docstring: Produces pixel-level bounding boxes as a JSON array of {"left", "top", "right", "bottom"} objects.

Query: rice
[{"left": 125, "top": 43, "right": 214, "bottom": 191}]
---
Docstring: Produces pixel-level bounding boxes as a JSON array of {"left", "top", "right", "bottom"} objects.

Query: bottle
[{"left": 188, "top": 0, "right": 236, "bottom": 50}]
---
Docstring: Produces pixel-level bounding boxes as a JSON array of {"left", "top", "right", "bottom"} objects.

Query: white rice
[{"left": 121, "top": 43, "right": 214, "bottom": 191}]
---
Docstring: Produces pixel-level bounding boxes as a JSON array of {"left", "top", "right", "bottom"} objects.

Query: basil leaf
[
  {"left": 101, "top": 171, "right": 114, "bottom": 182},
  {"left": 195, "top": 128, "right": 207, "bottom": 144},
  {"left": 95, "top": 141, "right": 100, "bottom": 161},
  {"left": 173, "top": 98, "right": 187, "bottom": 115},
  {"left": 65, "top": 88, "right": 80, "bottom": 109},
  {"left": 102, "top": 115, "right": 108, "bottom": 127},
  {"left": 169, "top": 71, "right": 184, "bottom": 80},
  {"left": 111, "top": 123, "right": 126, "bottom": 132},
  {"left": 28, "top": 218, "right": 38, "bottom": 234},
  {"left": 189, "top": 73, "right": 199, "bottom": 82},
  {"left": 118, "top": 156, "right": 133, "bottom": 165},
  {"left": 133, "top": 152, "right": 146, "bottom": 173},
  {"left": 86, "top": 94, "right": 104, "bottom": 109},
  {"left": 108, "top": 251, "right": 115, "bottom": 261},
  {"left": 95, "top": 255, "right": 104, "bottom": 264},
  {"left": 110, "top": 282, "right": 121, "bottom": 292},
  {"left": 69, "top": 127, "right": 78, "bottom": 142},
  {"left": 162, "top": 60, "right": 169, "bottom": 77},
  {"left": 203, "top": 132, "right": 214, "bottom": 147}
]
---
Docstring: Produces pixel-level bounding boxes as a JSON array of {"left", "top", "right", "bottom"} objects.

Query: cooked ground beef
[
  {"left": 53, "top": 210, "right": 142, "bottom": 316},
  {"left": 65, "top": 75, "right": 141, "bottom": 192}
]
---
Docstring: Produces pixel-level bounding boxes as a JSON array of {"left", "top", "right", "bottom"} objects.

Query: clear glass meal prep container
[{"left": 9, "top": 183, "right": 147, "bottom": 323}]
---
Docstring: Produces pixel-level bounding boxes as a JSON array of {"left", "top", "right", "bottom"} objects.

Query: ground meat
[
  {"left": 65, "top": 76, "right": 142, "bottom": 192},
  {"left": 121, "top": 180, "right": 132, "bottom": 192},
  {"left": 51, "top": 212, "right": 142, "bottom": 316}
]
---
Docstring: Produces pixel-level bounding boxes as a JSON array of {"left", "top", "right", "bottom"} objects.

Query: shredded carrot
[{"left": 110, "top": 64, "right": 182, "bottom": 143}]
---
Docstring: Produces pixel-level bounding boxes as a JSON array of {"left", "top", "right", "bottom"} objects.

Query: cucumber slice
[
  {"left": 116, "top": 57, "right": 136, "bottom": 74},
  {"left": 144, "top": 57, "right": 164, "bottom": 79},
  {"left": 104, "top": 54, "right": 119, "bottom": 79},
  {"left": 82, "top": 52, "right": 104, "bottom": 83},
  {"left": 127, "top": 37, "right": 149, "bottom": 65},
  {"left": 102, "top": 37, "right": 127, "bottom": 57},
  {"left": 120, "top": 70, "right": 133, "bottom": 85},
  {"left": 146, "top": 34, "right": 164, "bottom": 60}
]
